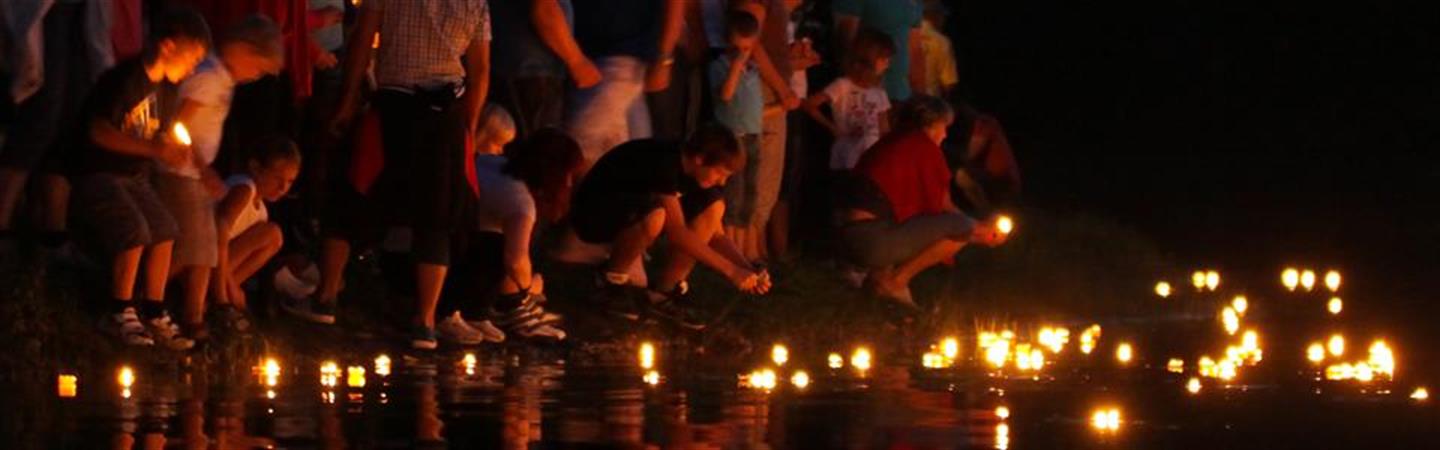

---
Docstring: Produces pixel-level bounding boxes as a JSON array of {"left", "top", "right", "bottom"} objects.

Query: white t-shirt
[
  {"left": 168, "top": 57, "right": 234, "bottom": 179},
  {"left": 225, "top": 175, "right": 269, "bottom": 236},
  {"left": 823, "top": 77, "right": 890, "bottom": 169},
  {"left": 474, "top": 155, "right": 537, "bottom": 234}
]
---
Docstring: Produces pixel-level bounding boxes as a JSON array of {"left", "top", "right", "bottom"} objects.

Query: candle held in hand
[{"left": 172, "top": 123, "right": 192, "bottom": 146}]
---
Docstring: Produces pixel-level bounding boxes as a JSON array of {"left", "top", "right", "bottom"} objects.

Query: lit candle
[
  {"left": 374, "top": 354, "right": 392, "bottom": 377},
  {"left": 996, "top": 215, "right": 1014, "bottom": 235},
  {"left": 172, "top": 122, "right": 192, "bottom": 146},
  {"left": 791, "top": 370, "right": 811, "bottom": 389},
  {"left": 346, "top": 366, "right": 366, "bottom": 388},
  {"left": 851, "top": 347, "right": 873, "bottom": 372},
  {"left": 643, "top": 370, "right": 661, "bottom": 386},
  {"left": 1300, "top": 270, "right": 1316, "bottom": 291},
  {"left": 995, "top": 406, "right": 1011, "bottom": 419},
  {"left": 940, "top": 337, "right": 960, "bottom": 360},
  {"left": 1205, "top": 271, "right": 1220, "bottom": 291},
  {"left": 1324, "top": 270, "right": 1342, "bottom": 292},
  {"left": 1154, "top": 281, "right": 1172, "bottom": 298},
  {"left": 771, "top": 344, "right": 789, "bottom": 367},
  {"left": 828, "top": 352, "right": 844, "bottom": 369},
  {"left": 1327, "top": 334, "right": 1345, "bottom": 357},
  {"left": 1327, "top": 297, "right": 1343, "bottom": 315},
  {"left": 639, "top": 342, "right": 656, "bottom": 370},
  {"left": 1115, "top": 343, "right": 1134, "bottom": 365},
  {"left": 1306, "top": 343, "right": 1326, "bottom": 364},
  {"left": 1282, "top": 268, "right": 1300, "bottom": 291},
  {"left": 1186, "top": 377, "right": 1202, "bottom": 394},
  {"left": 1412, "top": 387, "right": 1429, "bottom": 401},
  {"left": 1232, "top": 296, "right": 1249, "bottom": 315}
]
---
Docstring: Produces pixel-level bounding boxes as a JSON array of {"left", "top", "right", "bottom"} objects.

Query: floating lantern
[
  {"left": 1307, "top": 343, "right": 1326, "bottom": 364},
  {"left": 1221, "top": 307, "right": 1240, "bottom": 335},
  {"left": 346, "top": 366, "right": 366, "bottom": 388},
  {"left": 1191, "top": 271, "right": 1206, "bottom": 290},
  {"left": 1079, "top": 325, "right": 1101, "bottom": 355},
  {"left": 1325, "top": 363, "right": 1354, "bottom": 381},
  {"left": 1155, "top": 281, "right": 1172, "bottom": 298},
  {"left": 851, "top": 347, "right": 873, "bottom": 372},
  {"left": 828, "top": 353, "right": 844, "bottom": 369},
  {"left": 941, "top": 337, "right": 961, "bottom": 360},
  {"left": 985, "top": 340, "right": 1011, "bottom": 369},
  {"left": 791, "top": 370, "right": 810, "bottom": 389},
  {"left": 1300, "top": 270, "right": 1317, "bottom": 291},
  {"left": 320, "top": 361, "right": 341, "bottom": 388},
  {"left": 1282, "top": 268, "right": 1300, "bottom": 291},
  {"left": 172, "top": 123, "right": 192, "bottom": 146},
  {"left": 1369, "top": 340, "right": 1395, "bottom": 377},
  {"left": 1328, "top": 335, "right": 1346, "bottom": 357},
  {"left": 1090, "top": 407, "right": 1121, "bottom": 433},
  {"left": 1328, "top": 297, "right": 1343, "bottom": 315},
  {"left": 643, "top": 370, "right": 661, "bottom": 386},
  {"left": 262, "top": 358, "right": 281, "bottom": 387},
  {"left": 1217, "top": 359, "right": 1237, "bottom": 381},
  {"left": 771, "top": 344, "right": 789, "bottom": 367},
  {"left": 57, "top": 374, "right": 78, "bottom": 398},
  {"left": 744, "top": 368, "right": 779, "bottom": 390},
  {"left": 1115, "top": 343, "right": 1134, "bottom": 365},
  {"left": 1205, "top": 271, "right": 1220, "bottom": 291},
  {"left": 374, "top": 354, "right": 392, "bottom": 377},
  {"left": 922, "top": 352, "right": 945, "bottom": 369},
  {"left": 1324, "top": 271, "right": 1342, "bottom": 292},
  {"left": 639, "top": 342, "right": 656, "bottom": 370},
  {"left": 1186, "top": 377, "right": 1202, "bottom": 394},
  {"left": 1167, "top": 358, "right": 1185, "bottom": 374},
  {"left": 1232, "top": 296, "right": 1249, "bottom": 315}
]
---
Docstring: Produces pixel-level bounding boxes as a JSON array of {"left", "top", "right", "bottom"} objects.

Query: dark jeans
[
  {"left": 372, "top": 88, "right": 472, "bottom": 265},
  {"left": 492, "top": 75, "right": 566, "bottom": 138},
  {"left": 438, "top": 231, "right": 506, "bottom": 318},
  {"left": 645, "top": 56, "right": 707, "bottom": 141}
]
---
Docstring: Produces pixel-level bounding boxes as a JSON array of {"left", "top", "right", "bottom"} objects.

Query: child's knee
[
  {"left": 261, "top": 223, "right": 284, "bottom": 249},
  {"left": 642, "top": 208, "right": 666, "bottom": 236}
]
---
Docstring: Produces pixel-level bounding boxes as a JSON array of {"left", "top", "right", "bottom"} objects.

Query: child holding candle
[
  {"left": 70, "top": 7, "right": 211, "bottom": 349},
  {"left": 154, "top": 15, "right": 284, "bottom": 338}
]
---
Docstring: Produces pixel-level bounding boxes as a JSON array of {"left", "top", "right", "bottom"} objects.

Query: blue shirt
[
  {"left": 708, "top": 54, "right": 764, "bottom": 135},
  {"left": 833, "top": 0, "right": 923, "bottom": 101},
  {"left": 573, "top": 0, "right": 663, "bottom": 60}
]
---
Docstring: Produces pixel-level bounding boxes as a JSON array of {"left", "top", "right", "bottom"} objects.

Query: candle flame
[{"left": 172, "top": 123, "right": 192, "bottom": 146}]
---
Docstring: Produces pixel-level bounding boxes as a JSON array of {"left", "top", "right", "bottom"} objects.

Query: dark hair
[
  {"left": 726, "top": 10, "right": 761, "bottom": 39},
  {"left": 684, "top": 123, "right": 744, "bottom": 171},
  {"left": 250, "top": 135, "right": 302, "bottom": 168},
  {"left": 845, "top": 28, "right": 896, "bottom": 87},
  {"left": 504, "top": 128, "right": 584, "bottom": 220},
  {"left": 223, "top": 15, "right": 283, "bottom": 61},
  {"left": 149, "top": 6, "right": 213, "bottom": 52},
  {"left": 895, "top": 94, "right": 955, "bottom": 132}
]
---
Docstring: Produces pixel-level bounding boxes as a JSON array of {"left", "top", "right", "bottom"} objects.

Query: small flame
[
  {"left": 58, "top": 374, "right": 78, "bottom": 398},
  {"left": 996, "top": 215, "right": 1015, "bottom": 235},
  {"left": 172, "top": 123, "right": 192, "bottom": 146},
  {"left": 791, "top": 370, "right": 811, "bottom": 389}
]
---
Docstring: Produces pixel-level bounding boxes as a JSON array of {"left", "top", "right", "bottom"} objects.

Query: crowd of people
[{"left": 0, "top": 0, "right": 1022, "bottom": 351}]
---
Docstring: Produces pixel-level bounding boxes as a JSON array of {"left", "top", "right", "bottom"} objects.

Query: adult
[
  {"left": 833, "top": 0, "right": 923, "bottom": 101},
  {"left": 321, "top": 0, "right": 492, "bottom": 350},
  {"left": 567, "top": 0, "right": 685, "bottom": 162},
  {"left": 943, "top": 101, "right": 1022, "bottom": 216},
  {"left": 488, "top": 0, "right": 601, "bottom": 138},
  {"left": 569, "top": 124, "right": 770, "bottom": 330},
  {"left": 839, "top": 95, "right": 1006, "bottom": 308}
]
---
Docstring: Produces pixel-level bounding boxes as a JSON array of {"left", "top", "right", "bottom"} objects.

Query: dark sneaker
[
  {"left": 593, "top": 273, "right": 644, "bottom": 321},
  {"left": 411, "top": 324, "right": 439, "bottom": 350},
  {"left": 101, "top": 306, "right": 154, "bottom": 346},
  {"left": 281, "top": 296, "right": 337, "bottom": 324},
  {"left": 489, "top": 298, "right": 567, "bottom": 342},
  {"left": 143, "top": 309, "right": 196, "bottom": 351},
  {"left": 642, "top": 298, "right": 707, "bottom": 331}
]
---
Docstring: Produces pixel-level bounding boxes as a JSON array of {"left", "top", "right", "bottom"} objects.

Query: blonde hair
[{"left": 476, "top": 104, "right": 516, "bottom": 146}]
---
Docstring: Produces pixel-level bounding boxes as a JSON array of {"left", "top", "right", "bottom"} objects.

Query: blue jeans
[{"left": 565, "top": 56, "right": 652, "bottom": 162}]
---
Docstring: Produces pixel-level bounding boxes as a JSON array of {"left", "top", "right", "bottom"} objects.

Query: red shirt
[{"left": 854, "top": 131, "right": 952, "bottom": 223}]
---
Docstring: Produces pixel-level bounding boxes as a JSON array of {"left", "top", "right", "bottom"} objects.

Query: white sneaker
[
  {"left": 465, "top": 319, "right": 507, "bottom": 343},
  {"left": 438, "top": 311, "right": 485, "bottom": 345},
  {"left": 274, "top": 266, "right": 318, "bottom": 299},
  {"left": 144, "top": 310, "right": 196, "bottom": 351},
  {"left": 103, "top": 307, "right": 154, "bottom": 346}
]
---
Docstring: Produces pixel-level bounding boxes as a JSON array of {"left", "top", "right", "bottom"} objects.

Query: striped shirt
[{"left": 369, "top": 0, "right": 491, "bottom": 89}]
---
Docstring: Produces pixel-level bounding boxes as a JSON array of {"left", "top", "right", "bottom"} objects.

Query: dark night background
[{"left": 942, "top": 0, "right": 1439, "bottom": 365}]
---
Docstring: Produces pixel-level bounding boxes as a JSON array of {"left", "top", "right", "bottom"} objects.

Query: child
[
  {"left": 709, "top": 11, "right": 767, "bottom": 262},
  {"left": 914, "top": 1, "right": 959, "bottom": 98},
  {"left": 71, "top": 7, "right": 211, "bottom": 349},
  {"left": 214, "top": 136, "right": 301, "bottom": 329},
  {"left": 568, "top": 124, "right": 770, "bottom": 331},
  {"left": 802, "top": 27, "right": 894, "bottom": 171},
  {"left": 155, "top": 15, "right": 283, "bottom": 337}
]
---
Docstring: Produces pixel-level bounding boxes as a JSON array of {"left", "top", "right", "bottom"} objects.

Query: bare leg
[
  {"left": 180, "top": 267, "right": 210, "bottom": 325},
  {"left": 317, "top": 237, "right": 350, "bottom": 303},
  {"left": 38, "top": 174, "right": 69, "bottom": 233},
  {"left": 607, "top": 208, "right": 666, "bottom": 277},
  {"left": 655, "top": 202, "right": 723, "bottom": 292},
  {"left": 143, "top": 241, "right": 174, "bottom": 301},
  {"left": 228, "top": 223, "right": 283, "bottom": 285},
  {"left": 767, "top": 200, "right": 791, "bottom": 262},
  {"left": 874, "top": 238, "right": 966, "bottom": 295},
  {"left": 551, "top": 228, "right": 610, "bottom": 265},
  {"left": 0, "top": 168, "right": 27, "bottom": 230},
  {"left": 414, "top": 263, "right": 446, "bottom": 328},
  {"left": 112, "top": 246, "right": 145, "bottom": 300}
]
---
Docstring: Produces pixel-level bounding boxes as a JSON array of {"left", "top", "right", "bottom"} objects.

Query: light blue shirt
[{"left": 708, "top": 54, "right": 764, "bottom": 135}]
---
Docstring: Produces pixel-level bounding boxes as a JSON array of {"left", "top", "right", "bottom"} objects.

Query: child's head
[
  {"left": 845, "top": 28, "right": 896, "bottom": 88},
  {"left": 682, "top": 123, "right": 744, "bottom": 189},
  {"left": 220, "top": 15, "right": 284, "bottom": 83},
  {"left": 474, "top": 104, "right": 516, "bottom": 155},
  {"left": 247, "top": 136, "right": 302, "bottom": 202},
  {"left": 923, "top": 0, "right": 949, "bottom": 28},
  {"left": 504, "top": 128, "right": 585, "bottom": 222},
  {"left": 148, "top": 7, "right": 212, "bottom": 83},
  {"left": 895, "top": 94, "right": 955, "bottom": 145},
  {"left": 725, "top": 10, "right": 762, "bottom": 53}
]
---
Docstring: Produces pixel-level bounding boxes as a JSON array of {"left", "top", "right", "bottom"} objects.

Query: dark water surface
[{"left": 16, "top": 307, "right": 1437, "bottom": 450}]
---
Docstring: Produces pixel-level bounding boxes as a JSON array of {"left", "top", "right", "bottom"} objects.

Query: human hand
[
  {"left": 644, "top": 62, "right": 673, "bottom": 93},
  {"left": 970, "top": 222, "right": 1008, "bottom": 247},
  {"left": 570, "top": 58, "right": 602, "bottom": 89},
  {"left": 155, "top": 141, "right": 192, "bottom": 168}
]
